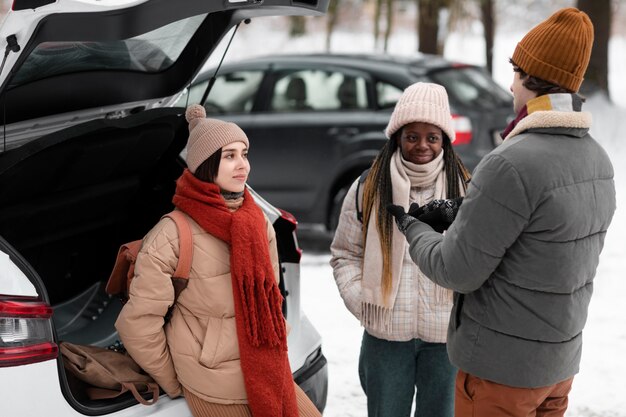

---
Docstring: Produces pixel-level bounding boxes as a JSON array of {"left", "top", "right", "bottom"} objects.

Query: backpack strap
[
  {"left": 161, "top": 210, "right": 194, "bottom": 304},
  {"left": 355, "top": 168, "right": 370, "bottom": 223},
  {"left": 163, "top": 210, "right": 193, "bottom": 280}
]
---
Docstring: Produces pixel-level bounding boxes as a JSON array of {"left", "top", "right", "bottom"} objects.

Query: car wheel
[{"left": 328, "top": 185, "right": 350, "bottom": 232}]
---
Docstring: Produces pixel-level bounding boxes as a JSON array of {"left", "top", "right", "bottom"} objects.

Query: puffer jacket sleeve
[
  {"left": 115, "top": 218, "right": 182, "bottom": 398},
  {"left": 330, "top": 180, "right": 363, "bottom": 320},
  {"left": 405, "top": 153, "right": 531, "bottom": 293}
]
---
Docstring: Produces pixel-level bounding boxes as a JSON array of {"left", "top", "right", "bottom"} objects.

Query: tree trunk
[
  {"left": 383, "top": 0, "right": 394, "bottom": 52},
  {"left": 289, "top": 16, "right": 307, "bottom": 38},
  {"left": 577, "top": 0, "right": 610, "bottom": 96},
  {"left": 325, "top": 0, "right": 340, "bottom": 51},
  {"left": 374, "top": 0, "right": 383, "bottom": 50},
  {"left": 480, "top": 0, "right": 495, "bottom": 74},
  {"left": 417, "top": 0, "right": 443, "bottom": 55}
]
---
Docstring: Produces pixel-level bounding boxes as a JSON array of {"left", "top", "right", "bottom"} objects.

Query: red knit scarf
[{"left": 172, "top": 169, "right": 297, "bottom": 417}]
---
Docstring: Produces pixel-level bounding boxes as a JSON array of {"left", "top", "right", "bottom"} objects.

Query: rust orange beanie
[{"left": 512, "top": 7, "right": 594, "bottom": 92}]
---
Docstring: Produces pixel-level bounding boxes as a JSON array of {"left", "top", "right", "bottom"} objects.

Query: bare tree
[
  {"left": 325, "top": 0, "right": 341, "bottom": 51},
  {"left": 417, "top": 0, "right": 438, "bottom": 54},
  {"left": 479, "top": 0, "right": 495, "bottom": 74},
  {"left": 577, "top": 0, "right": 611, "bottom": 96},
  {"left": 374, "top": 0, "right": 383, "bottom": 49},
  {"left": 417, "top": 0, "right": 449, "bottom": 55},
  {"left": 289, "top": 16, "right": 307, "bottom": 37},
  {"left": 372, "top": 0, "right": 395, "bottom": 52},
  {"left": 383, "top": 0, "right": 394, "bottom": 51}
]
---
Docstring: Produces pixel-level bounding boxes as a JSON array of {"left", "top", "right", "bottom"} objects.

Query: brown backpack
[
  {"left": 61, "top": 342, "right": 160, "bottom": 405},
  {"left": 61, "top": 211, "right": 195, "bottom": 405},
  {"left": 105, "top": 210, "right": 194, "bottom": 311}
]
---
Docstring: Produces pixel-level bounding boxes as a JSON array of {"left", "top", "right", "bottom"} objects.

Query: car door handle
[{"left": 327, "top": 127, "right": 359, "bottom": 137}]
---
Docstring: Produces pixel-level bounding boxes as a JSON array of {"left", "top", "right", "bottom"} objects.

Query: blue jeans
[{"left": 358, "top": 331, "right": 456, "bottom": 417}]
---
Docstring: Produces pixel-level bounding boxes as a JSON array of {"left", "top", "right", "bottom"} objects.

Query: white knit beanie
[
  {"left": 385, "top": 82, "right": 456, "bottom": 143},
  {"left": 184, "top": 104, "right": 250, "bottom": 174}
]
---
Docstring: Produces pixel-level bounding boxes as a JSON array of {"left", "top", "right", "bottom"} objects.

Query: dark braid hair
[
  {"left": 361, "top": 131, "right": 470, "bottom": 301},
  {"left": 443, "top": 135, "right": 471, "bottom": 198}
]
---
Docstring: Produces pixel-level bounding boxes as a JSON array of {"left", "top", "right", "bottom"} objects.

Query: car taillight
[
  {"left": 279, "top": 208, "right": 298, "bottom": 230},
  {"left": 452, "top": 114, "right": 473, "bottom": 145},
  {"left": 0, "top": 296, "right": 58, "bottom": 367},
  {"left": 278, "top": 208, "right": 302, "bottom": 263}
]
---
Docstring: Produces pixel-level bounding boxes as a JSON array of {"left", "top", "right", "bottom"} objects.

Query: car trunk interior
[
  {"left": 0, "top": 107, "right": 189, "bottom": 410},
  {"left": 0, "top": 0, "right": 329, "bottom": 410},
  {"left": 0, "top": 105, "right": 300, "bottom": 412}
]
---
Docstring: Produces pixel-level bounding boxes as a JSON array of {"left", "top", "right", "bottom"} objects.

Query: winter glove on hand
[
  {"left": 417, "top": 197, "right": 464, "bottom": 233},
  {"left": 387, "top": 204, "right": 418, "bottom": 235},
  {"left": 407, "top": 202, "right": 422, "bottom": 218}
]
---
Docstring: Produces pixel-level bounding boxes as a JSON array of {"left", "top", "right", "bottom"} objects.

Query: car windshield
[
  {"left": 9, "top": 14, "right": 206, "bottom": 88},
  {"left": 429, "top": 66, "right": 512, "bottom": 110}
]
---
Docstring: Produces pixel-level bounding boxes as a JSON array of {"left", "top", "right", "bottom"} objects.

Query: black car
[{"left": 179, "top": 53, "right": 514, "bottom": 229}]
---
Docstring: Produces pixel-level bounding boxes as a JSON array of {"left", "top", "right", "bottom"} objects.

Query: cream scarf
[{"left": 360, "top": 149, "right": 454, "bottom": 334}]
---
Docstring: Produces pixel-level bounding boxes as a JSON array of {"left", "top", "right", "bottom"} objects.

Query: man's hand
[
  {"left": 416, "top": 197, "right": 464, "bottom": 233},
  {"left": 387, "top": 204, "right": 418, "bottom": 235},
  {"left": 407, "top": 202, "right": 422, "bottom": 217}
]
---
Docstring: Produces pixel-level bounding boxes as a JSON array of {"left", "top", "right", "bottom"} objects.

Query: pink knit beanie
[
  {"left": 385, "top": 82, "right": 455, "bottom": 143},
  {"left": 184, "top": 104, "right": 250, "bottom": 174}
]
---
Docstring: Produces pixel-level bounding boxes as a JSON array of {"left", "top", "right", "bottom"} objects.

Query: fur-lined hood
[{"left": 505, "top": 93, "right": 592, "bottom": 140}]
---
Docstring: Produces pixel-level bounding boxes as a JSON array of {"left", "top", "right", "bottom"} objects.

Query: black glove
[
  {"left": 407, "top": 202, "right": 422, "bottom": 217},
  {"left": 416, "top": 197, "right": 464, "bottom": 233},
  {"left": 387, "top": 204, "right": 418, "bottom": 235}
]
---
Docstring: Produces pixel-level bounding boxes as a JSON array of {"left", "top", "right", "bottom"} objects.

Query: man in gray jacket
[{"left": 388, "top": 8, "right": 616, "bottom": 417}]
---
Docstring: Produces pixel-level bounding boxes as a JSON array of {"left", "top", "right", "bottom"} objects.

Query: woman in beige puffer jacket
[{"left": 115, "top": 105, "right": 320, "bottom": 417}]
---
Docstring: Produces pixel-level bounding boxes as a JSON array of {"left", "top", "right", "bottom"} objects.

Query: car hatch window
[
  {"left": 9, "top": 14, "right": 206, "bottom": 88},
  {"left": 429, "top": 66, "right": 512, "bottom": 109},
  {"left": 376, "top": 81, "right": 403, "bottom": 109},
  {"left": 180, "top": 70, "right": 264, "bottom": 114},
  {"left": 269, "top": 70, "right": 368, "bottom": 112}
]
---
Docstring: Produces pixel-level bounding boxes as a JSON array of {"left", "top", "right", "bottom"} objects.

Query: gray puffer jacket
[{"left": 405, "top": 100, "right": 616, "bottom": 388}]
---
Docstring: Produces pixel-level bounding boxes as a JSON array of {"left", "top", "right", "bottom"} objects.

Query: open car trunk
[
  {"left": 0, "top": 107, "right": 188, "bottom": 308},
  {"left": 0, "top": 105, "right": 305, "bottom": 413},
  {"left": 0, "top": 1, "right": 328, "bottom": 414},
  {"left": 0, "top": 108, "right": 190, "bottom": 410}
]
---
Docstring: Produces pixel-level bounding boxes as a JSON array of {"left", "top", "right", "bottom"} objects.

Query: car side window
[
  {"left": 269, "top": 70, "right": 368, "bottom": 112},
  {"left": 177, "top": 70, "right": 264, "bottom": 114},
  {"left": 376, "top": 81, "right": 403, "bottom": 109}
]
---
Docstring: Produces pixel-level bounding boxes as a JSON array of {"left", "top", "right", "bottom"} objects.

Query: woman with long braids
[
  {"left": 116, "top": 105, "right": 321, "bottom": 417},
  {"left": 330, "top": 82, "right": 470, "bottom": 417}
]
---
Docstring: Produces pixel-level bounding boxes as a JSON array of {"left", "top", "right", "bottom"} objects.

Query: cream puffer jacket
[{"left": 115, "top": 209, "right": 279, "bottom": 404}]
